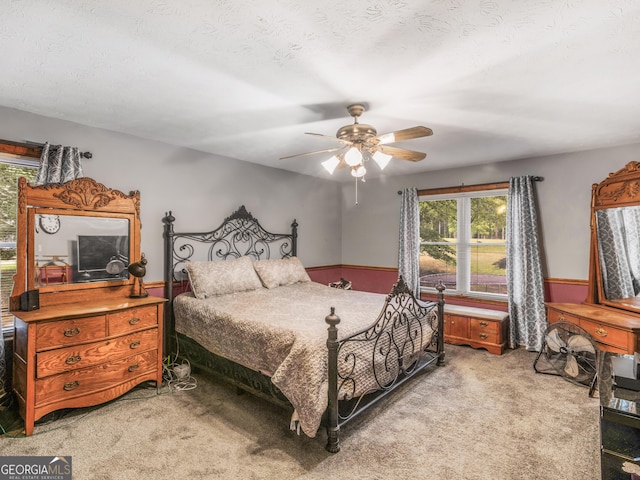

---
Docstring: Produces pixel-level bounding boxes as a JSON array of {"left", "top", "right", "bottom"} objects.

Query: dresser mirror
[
  {"left": 10, "top": 176, "right": 141, "bottom": 310},
  {"left": 33, "top": 211, "right": 131, "bottom": 288},
  {"left": 589, "top": 161, "right": 640, "bottom": 313}
]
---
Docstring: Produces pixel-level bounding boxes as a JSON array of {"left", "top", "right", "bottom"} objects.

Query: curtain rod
[
  {"left": 26, "top": 140, "right": 92, "bottom": 159},
  {"left": 397, "top": 176, "right": 544, "bottom": 195},
  {"left": 0, "top": 139, "right": 92, "bottom": 159}
]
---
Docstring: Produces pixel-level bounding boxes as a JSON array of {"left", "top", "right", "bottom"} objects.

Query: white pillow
[
  {"left": 253, "top": 257, "right": 311, "bottom": 289},
  {"left": 185, "top": 256, "right": 263, "bottom": 299}
]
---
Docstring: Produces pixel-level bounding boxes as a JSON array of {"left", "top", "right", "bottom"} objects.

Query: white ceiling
[{"left": 2, "top": 0, "right": 640, "bottom": 181}]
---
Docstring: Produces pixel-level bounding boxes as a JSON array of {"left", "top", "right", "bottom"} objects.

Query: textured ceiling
[{"left": 2, "top": 0, "right": 640, "bottom": 180}]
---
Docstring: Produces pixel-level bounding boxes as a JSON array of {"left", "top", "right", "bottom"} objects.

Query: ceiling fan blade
[
  {"left": 378, "top": 145, "right": 426, "bottom": 162},
  {"left": 305, "top": 132, "right": 352, "bottom": 145},
  {"left": 279, "top": 146, "right": 344, "bottom": 160},
  {"left": 377, "top": 126, "right": 433, "bottom": 144}
]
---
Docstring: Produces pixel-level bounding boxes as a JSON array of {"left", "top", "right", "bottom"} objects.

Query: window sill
[{"left": 421, "top": 290, "right": 508, "bottom": 307}]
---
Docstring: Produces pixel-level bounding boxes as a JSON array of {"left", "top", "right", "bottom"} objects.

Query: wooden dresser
[
  {"left": 9, "top": 177, "right": 165, "bottom": 435},
  {"left": 547, "top": 303, "right": 640, "bottom": 354},
  {"left": 13, "top": 297, "right": 164, "bottom": 435},
  {"left": 443, "top": 304, "right": 509, "bottom": 355}
]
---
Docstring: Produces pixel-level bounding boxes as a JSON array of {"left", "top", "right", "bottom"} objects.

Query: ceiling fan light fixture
[
  {"left": 344, "top": 147, "right": 362, "bottom": 167},
  {"left": 372, "top": 151, "right": 392, "bottom": 170},
  {"left": 351, "top": 165, "right": 366, "bottom": 178},
  {"left": 321, "top": 155, "right": 340, "bottom": 174}
]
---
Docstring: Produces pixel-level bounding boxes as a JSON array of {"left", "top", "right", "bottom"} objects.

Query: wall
[
  {"left": 4, "top": 104, "right": 640, "bottom": 301},
  {"left": 339, "top": 142, "right": 640, "bottom": 300},
  {"left": 0, "top": 106, "right": 342, "bottom": 282}
]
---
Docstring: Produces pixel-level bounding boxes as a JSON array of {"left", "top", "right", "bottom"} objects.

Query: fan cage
[{"left": 534, "top": 321, "right": 599, "bottom": 392}]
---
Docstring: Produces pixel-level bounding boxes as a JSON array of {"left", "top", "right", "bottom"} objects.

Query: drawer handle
[
  {"left": 64, "top": 327, "right": 80, "bottom": 337},
  {"left": 479, "top": 321, "right": 488, "bottom": 327},
  {"left": 63, "top": 381, "right": 80, "bottom": 391},
  {"left": 594, "top": 327, "right": 608, "bottom": 337},
  {"left": 128, "top": 363, "right": 140, "bottom": 373},
  {"left": 65, "top": 355, "right": 82, "bottom": 365},
  {"left": 479, "top": 333, "right": 489, "bottom": 339},
  {"left": 558, "top": 315, "right": 565, "bottom": 322},
  {"left": 129, "top": 317, "right": 140, "bottom": 325},
  {"left": 130, "top": 340, "right": 141, "bottom": 349}
]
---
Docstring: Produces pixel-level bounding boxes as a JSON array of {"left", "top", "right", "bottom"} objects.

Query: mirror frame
[
  {"left": 588, "top": 161, "right": 640, "bottom": 313},
  {"left": 10, "top": 176, "right": 141, "bottom": 310}
]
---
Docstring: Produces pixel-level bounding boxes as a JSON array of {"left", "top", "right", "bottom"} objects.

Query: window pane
[
  {"left": 419, "top": 199, "right": 457, "bottom": 241},
  {"left": 470, "top": 196, "right": 507, "bottom": 242},
  {"left": 469, "top": 195, "right": 507, "bottom": 294},
  {"left": 470, "top": 243, "right": 507, "bottom": 294},
  {"left": 419, "top": 244, "right": 457, "bottom": 290}
]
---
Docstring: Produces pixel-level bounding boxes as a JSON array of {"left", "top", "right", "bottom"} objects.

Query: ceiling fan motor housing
[{"left": 336, "top": 124, "right": 378, "bottom": 146}]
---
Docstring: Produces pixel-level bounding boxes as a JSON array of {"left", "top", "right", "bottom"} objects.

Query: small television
[{"left": 76, "top": 235, "right": 129, "bottom": 280}]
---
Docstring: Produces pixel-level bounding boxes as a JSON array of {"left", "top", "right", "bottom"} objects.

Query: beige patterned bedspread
[{"left": 173, "top": 281, "right": 436, "bottom": 437}]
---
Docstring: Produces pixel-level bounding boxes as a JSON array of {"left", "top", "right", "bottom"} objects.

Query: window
[
  {"left": 419, "top": 187, "right": 508, "bottom": 300},
  {"left": 1, "top": 156, "right": 38, "bottom": 330}
]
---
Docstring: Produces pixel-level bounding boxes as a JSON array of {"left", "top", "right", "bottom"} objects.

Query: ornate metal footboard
[{"left": 325, "top": 277, "right": 445, "bottom": 453}]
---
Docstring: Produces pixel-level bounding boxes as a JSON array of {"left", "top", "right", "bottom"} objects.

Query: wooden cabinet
[
  {"left": 443, "top": 305, "right": 509, "bottom": 355},
  {"left": 13, "top": 297, "right": 164, "bottom": 435},
  {"left": 546, "top": 303, "right": 640, "bottom": 354}
]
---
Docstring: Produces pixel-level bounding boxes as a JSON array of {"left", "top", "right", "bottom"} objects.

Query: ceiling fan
[{"left": 280, "top": 104, "right": 433, "bottom": 178}]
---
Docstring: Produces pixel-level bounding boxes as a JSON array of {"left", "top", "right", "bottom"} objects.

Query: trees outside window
[{"left": 419, "top": 190, "right": 508, "bottom": 299}]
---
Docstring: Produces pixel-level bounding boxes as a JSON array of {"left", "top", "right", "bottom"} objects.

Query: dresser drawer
[
  {"left": 547, "top": 308, "right": 580, "bottom": 325},
  {"left": 108, "top": 306, "right": 158, "bottom": 336},
  {"left": 470, "top": 319, "right": 500, "bottom": 343},
  {"left": 36, "top": 315, "right": 107, "bottom": 351},
  {"left": 36, "top": 328, "right": 158, "bottom": 378},
  {"left": 580, "top": 319, "right": 629, "bottom": 350},
  {"left": 35, "top": 350, "right": 158, "bottom": 406}
]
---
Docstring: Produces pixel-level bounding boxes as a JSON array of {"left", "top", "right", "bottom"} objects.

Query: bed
[{"left": 162, "top": 205, "right": 446, "bottom": 452}]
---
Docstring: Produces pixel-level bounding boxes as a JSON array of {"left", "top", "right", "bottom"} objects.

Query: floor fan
[{"left": 533, "top": 321, "right": 599, "bottom": 397}]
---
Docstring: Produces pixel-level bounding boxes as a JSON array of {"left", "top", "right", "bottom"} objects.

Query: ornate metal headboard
[{"left": 162, "top": 205, "right": 298, "bottom": 352}]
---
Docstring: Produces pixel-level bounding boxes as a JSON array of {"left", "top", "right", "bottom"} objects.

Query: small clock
[{"left": 39, "top": 214, "right": 61, "bottom": 234}]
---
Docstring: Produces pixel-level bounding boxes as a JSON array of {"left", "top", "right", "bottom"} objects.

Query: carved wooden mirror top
[
  {"left": 10, "top": 177, "right": 141, "bottom": 310},
  {"left": 588, "top": 161, "right": 640, "bottom": 313}
]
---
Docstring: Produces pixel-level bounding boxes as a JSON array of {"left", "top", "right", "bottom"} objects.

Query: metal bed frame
[{"left": 163, "top": 205, "right": 445, "bottom": 452}]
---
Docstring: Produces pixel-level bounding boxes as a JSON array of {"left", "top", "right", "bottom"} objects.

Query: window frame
[
  {"left": 0, "top": 147, "right": 39, "bottom": 333},
  {"left": 418, "top": 182, "right": 509, "bottom": 302}
]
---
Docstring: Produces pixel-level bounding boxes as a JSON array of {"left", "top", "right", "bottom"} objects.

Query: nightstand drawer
[
  {"left": 108, "top": 306, "right": 158, "bottom": 336},
  {"left": 35, "top": 350, "right": 158, "bottom": 406},
  {"left": 36, "top": 328, "right": 158, "bottom": 378},
  {"left": 36, "top": 316, "right": 107, "bottom": 350}
]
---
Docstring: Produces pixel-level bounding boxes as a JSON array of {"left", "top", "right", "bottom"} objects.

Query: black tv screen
[{"left": 77, "top": 235, "right": 129, "bottom": 273}]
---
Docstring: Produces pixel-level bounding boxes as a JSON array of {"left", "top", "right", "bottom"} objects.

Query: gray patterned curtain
[
  {"left": 35, "top": 142, "right": 84, "bottom": 185},
  {"left": 398, "top": 188, "right": 420, "bottom": 296},
  {"left": 506, "top": 176, "right": 546, "bottom": 351},
  {"left": 596, "top": 207, "right": 640, "bottom": 299}
]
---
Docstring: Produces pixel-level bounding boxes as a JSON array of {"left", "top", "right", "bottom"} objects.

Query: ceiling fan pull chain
[{"left": 355, "top": 177, "right": 358, "bottom": 205}]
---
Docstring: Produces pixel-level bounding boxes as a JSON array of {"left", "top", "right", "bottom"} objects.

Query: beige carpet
[{"left": 0, "top": 345, "right": 600, "bottom": 479}]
